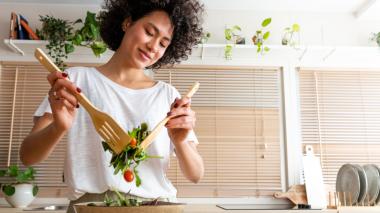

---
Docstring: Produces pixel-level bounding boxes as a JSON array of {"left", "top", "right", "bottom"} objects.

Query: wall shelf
[
  {"left": 2, "top": 39, "right": 380, "bottom": 67},
  {"left": 2, "top": 39, "right": 113, "bottom": 63}
]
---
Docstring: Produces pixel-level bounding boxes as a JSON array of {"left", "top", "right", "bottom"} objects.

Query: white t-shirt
[{"left": 34, "top": 67, "right": 198, "bottom": 200}]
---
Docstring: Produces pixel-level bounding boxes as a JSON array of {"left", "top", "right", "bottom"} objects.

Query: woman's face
[{"left": 119, "top": 10, "right": 174, "bottom": 69}]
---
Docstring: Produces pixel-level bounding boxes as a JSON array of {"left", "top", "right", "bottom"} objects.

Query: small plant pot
[{"left": 3, "top": 183, "right": 36, "bottom": 208}]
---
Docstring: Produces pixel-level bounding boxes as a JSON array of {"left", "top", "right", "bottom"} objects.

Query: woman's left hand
[{"left": 165, "top": 97, "right": 196, "bottom": 146}]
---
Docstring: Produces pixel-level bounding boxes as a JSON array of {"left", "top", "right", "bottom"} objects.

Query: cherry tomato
[
  {"left": 129, "top": 138, "right": 137, "bottom": 148},
  {"left": 123, "top": 169, "right": 134, "bottom": 182}
]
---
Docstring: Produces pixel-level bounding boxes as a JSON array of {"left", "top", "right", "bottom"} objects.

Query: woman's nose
[{"left": 147, "top": 39, "right": 159, "bottom": 53}]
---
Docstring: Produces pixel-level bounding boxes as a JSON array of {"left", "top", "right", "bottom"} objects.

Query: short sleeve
[{"left": 34, "top": 96, "right": 52, "bottom": 117}]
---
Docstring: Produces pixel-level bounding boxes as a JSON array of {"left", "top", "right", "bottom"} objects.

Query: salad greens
[{"left": 102, "top": 122, "right": 162, "bottom": 187}]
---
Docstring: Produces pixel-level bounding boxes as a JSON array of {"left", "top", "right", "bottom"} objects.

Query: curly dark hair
[{"left": 99, "top": 0, "right": 204, "bottom": 69}]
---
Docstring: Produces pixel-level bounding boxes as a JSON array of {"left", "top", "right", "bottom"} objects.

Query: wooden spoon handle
[
  {"left": 140, "top": 82, "right": 200, "bottom": 150},
  {"left": 34, "top": 48, "right": 97, "bottom": 112}
]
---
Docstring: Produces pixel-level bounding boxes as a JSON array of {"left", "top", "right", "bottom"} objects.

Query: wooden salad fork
[
  {"left": 140, "top": 82, "right": 200, "bottom": 150},
  {"left": 34, "top": 48, "right": 130, "bottom": 154}
]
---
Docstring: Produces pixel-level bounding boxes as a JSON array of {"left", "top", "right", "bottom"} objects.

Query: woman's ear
[{"left": 122, "top": 18, "right": 132, "bottom": 32}]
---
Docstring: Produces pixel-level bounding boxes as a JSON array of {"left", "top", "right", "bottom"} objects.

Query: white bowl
[{"left": 3, "top": 183, "right": 36, "bottom": 208}]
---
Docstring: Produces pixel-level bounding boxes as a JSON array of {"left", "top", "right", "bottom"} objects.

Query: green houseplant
[
  {"left": 282, "top": 23, "right": 300, "bottom": 47},
  {"left": 224, "top": 25, "right": 243, "bottom": 60},
  {"left": 252, "top": 17, "right": 271, "bottom": 54},
  {"left": 200, "top": 31, "right": 211, "bottom": 44},
  {"left": 0, "top": 166, "right": 38, "bottom": 208},
  {"left": 37, "top": 15, "right": 74, "bottom": 70},
  {"left": 70, "top": 11, "right": 107, "bottom": 57},
  {"left": 37, "top": 11, "right": 107, "bottom": 70},
  {"left": 370, "top": 32, "right": 380, "bottom": 47}
]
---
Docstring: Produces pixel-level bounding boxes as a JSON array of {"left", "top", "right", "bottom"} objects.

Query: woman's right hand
[{"left": 47, "top": 71, "right": 81, "bottom": 132}]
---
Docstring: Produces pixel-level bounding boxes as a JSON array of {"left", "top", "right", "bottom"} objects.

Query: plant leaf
[
  {"left": 264, "top": 46, "right": 270, "bottom": 52},
  {"left": 33, "top": 185, "right": 39, "bottom": 196},
  {"left": 0, "top": 170, "right": 6, "bottom": 177},
  {"left": 8, "top": 165, "right": 18, "bottom": 177},
  {"left": 91, "top": 41, "right": 107, "bottom": 57},
  {"left": 2, "top": 185, "right": 15, "bottom": 196},
  {"left": 261, "top": 18, "right": 272, "bottom": 27},
  {"left": 263, "top": 31, "right": 270, "bottom": 40},
  {"left": 232, "top": 25, "right": 241, "bottom": 31},
  {"left": 225, "top": 29, "right": 232, "bottom": 40},
  {"left": 292, "top": 24, "right": 300, "bottom": 32},
  {"left": 65, "top": 43, "right": 75, "bottom": 54}
]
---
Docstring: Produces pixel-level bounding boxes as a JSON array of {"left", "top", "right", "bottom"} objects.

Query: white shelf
[
  {"left": 2, "top": 39, "right": 113, "bottom": 63},
  {"left": 2, "top": 39, "right": 380, "bottom": 67}
]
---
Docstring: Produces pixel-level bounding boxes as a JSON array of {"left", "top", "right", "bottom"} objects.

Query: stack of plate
[{"left": 336, "top": 164, "right": 380, "bottom": 206}]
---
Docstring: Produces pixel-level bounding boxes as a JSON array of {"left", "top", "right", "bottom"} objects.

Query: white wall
[{"left": 0, "top": 2, "right": 379, "bottom": 55}]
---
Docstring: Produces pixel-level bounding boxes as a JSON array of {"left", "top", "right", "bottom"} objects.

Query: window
[
  {"left": 0, "top": 63, "right": 285, "bottom": 197},
  {"left": 0, "top": 63, "right": 66, "bottom": 189},
  {"left": 155, "top": 66, "right": 285, "bottom": 197},
  {"left": 298, "top": 68, "right": 380, "bottom": 187}
]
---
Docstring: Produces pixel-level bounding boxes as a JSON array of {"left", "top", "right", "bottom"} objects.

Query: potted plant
[
  {"left": 224, "top": 25, "right": 243, "bottom": 60},
  {"left": 370, "top": 32, "right": 380, "bottom": 47},
  {"left": 282, "top": 23, "right": 300, "bottom": 48},
  {"left": 200, "top": 31, "right": 211, "bottom": 44},
  {"left": 37, "top": 15, "right": 74, "bottom": 70},
  {"left": 37, "top": 11, "right": 107, "bottom": 70},
  {"left": 0, "top": 166, "right": 38, "bottom": 208},
  {"left": 70, "top": 11, "right": 107, "bottom": 57},
  {"left": 252, "top": 17, "right": 271, "bottom": 54}
]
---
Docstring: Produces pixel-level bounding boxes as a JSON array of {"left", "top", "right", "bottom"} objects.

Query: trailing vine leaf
[
  {"left": 2, "top": 185, "right": 15, "bottom": 196},
  {"left": 38, "top": 15, "right": 73, "bottom": 70},
  {"left": 261, "top": 18, "right": 272, "bottom": 27},
  {"left": 263, "top": 31, "right": 270, "bottom": 40}
]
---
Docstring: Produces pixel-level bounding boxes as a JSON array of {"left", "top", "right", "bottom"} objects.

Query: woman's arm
[
  {"left": 173, "top": 140, "right": 204, "bottom": 183},
  {"left": 20, "top": 113, "right": 67, "bottom": 166},
  {"left": 166, "top": 97, "right": 204, "bottom": 183}
]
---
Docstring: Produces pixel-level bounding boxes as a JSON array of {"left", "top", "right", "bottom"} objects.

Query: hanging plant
[
  {"left": 37, "top": 15, "right": 74, "bottom": 70},
  {"left": 282, "top": 23, "right": 301, "bottom": 48},
  {"left": 37, "top": 12, "right": 108, "bottom": 70},
  {"left": 252, "top": 17, "right": 271, "bottom": 54},
  {"left": 70, "top": 11, "right": 107, "bottom": 57},
  {"left": 370, "top": 32, "right": 380, "bottom": 47},
  {"left": 224, "top": 25, "right": 242, "bottom": 60}
]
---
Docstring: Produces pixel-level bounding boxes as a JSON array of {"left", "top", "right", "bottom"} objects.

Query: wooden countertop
[{"left": 0, "top": 204, "right": 339, "bottom": 213}]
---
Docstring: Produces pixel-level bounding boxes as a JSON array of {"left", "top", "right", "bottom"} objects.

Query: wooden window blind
[
  {"left": 0, "top": 63, "right": 66, "bottom": 188},
  {"left": 0, "top": 63, "right": 284, "bottom": 197},
  {"left": 154, "top": 66, "right": 284, "bottom": 197},
  {"left": 298, "top": 68, "right": 380, "bottom": 187}
]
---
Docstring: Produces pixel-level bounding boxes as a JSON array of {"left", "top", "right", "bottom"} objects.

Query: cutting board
[
  {"left": 273, "top": 184, "right": 308, "bottom": 205},
  {"left": 302, "top": 145, "right": 327, "bottom": 209}
]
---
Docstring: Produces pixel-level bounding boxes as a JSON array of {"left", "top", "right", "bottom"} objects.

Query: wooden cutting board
[{"left": 274, "top": 184, "right": 308, "bottom": 205}]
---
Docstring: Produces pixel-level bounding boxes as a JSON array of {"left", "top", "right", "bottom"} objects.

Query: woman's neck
[{"left": 97, "top": 53, "right": 155, "bottom": 89}]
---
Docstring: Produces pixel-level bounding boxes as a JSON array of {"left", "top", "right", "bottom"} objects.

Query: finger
[
  {"left": 59, "top": 98, "right": 76, "bottom": 110},
  {"left": 170, "top": 97, "right": 180, "bottom": 109},
  {"left": 166, "top": 116, "right": 194, "bottom": 129},
  {"left": 56, "top": 89, "right": 78, "bottom": 107},
  {"left": 48, "top": 93, "right": 76, "bottom": 109},
  {"left": 173, "top": 97, "right": 191, "bottom": 108},
  {"left": 47, "top": 71, "right": 68, "bottom": 87},
  {"left": 52, "top": 79, "right": 81, "bottom": 97},
  {"left": 168, "top": 106, "right": 193, "bottom": 118}
]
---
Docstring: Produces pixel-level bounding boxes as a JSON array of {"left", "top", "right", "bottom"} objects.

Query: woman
[{"left": 20, "top": 0, "right": 204, "bottom": 211}]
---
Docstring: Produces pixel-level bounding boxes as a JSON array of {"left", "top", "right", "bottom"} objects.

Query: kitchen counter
[{"left": 0, "top": 204, "right": 339, "bottom": 213}]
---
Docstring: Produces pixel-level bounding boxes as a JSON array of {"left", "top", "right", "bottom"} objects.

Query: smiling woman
[{"left": 19, "top": 0, "right": 205, "bottom": 212}]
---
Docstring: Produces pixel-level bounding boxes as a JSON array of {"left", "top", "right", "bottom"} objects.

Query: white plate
[
  {"left": 353, "top": 164, "right": 368, "bottom": 204},
  {"left": 363, "top": 164, "right": 380, "bottom": 205},
  {"left": 336, "top": 164, "right": 360, "bottom": 205},
  {"left": 374, "top": 164, "right": 380, "bottom": 205}
]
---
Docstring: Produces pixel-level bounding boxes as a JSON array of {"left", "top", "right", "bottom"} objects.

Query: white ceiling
[{"left": 1, "top": 0, "right": 379, "bottom": 19}]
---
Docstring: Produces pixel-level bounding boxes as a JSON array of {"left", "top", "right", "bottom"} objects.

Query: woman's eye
[
  {"left": 145, "top": 29, "right": 154, "bottom": 36},
  {"left": 160, "top": 42, "right": 167, "bottom": 48}
]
